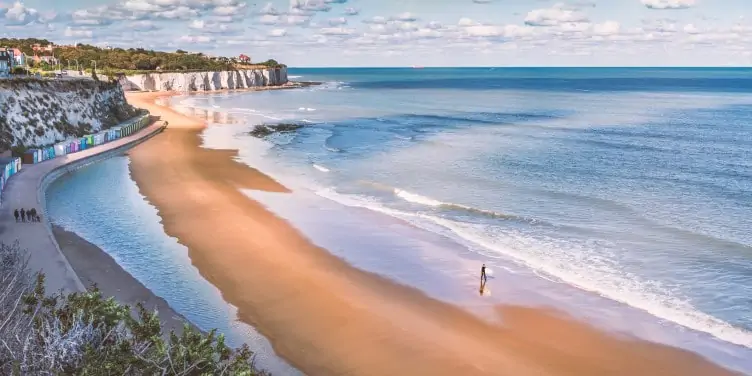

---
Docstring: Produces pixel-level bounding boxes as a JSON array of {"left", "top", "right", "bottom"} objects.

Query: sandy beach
[{"left": 122, "top": 90, "right": 741, "bottom": 376}]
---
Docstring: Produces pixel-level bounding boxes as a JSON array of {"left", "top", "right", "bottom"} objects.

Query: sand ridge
[{"left": 124, "top": 91, "right": 740, "bottom": 376}]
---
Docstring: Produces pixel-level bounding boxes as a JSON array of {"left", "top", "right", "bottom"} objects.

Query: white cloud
[
  {"left": 328, "top": 17, "right": 347, "bottom": 26},
  {"left": 392, "top": 12, "right": 417, "bottom": 22},
  {"left": 259, "top": 2, "right": 280, "bottom": 15},
  {"left": 426, "top": 21, "right": 443, "bottom": 30},
  {"left": 295, "top": 0, "right": 331, "bottom": 12},
  {"left": 285, "top": 14, "right": 310, "bottom": 25},
  {"left": 1, "top": 1, "right": 40, "bottom": 25},
  {"left": 214, "top": 4, "right": 246, "bottom": 16},
  {"left": 458, "top": 17, "right": 479, "bottom": 27},
  {"left": 363, "top": 16, "right": 387, "bottom": 24},
  {"left": 344, "top": 7, "right": 359, "bottom": 16},
  {"left": 178, "top": 35, "right": 215, "bottom": 44},
  {"left": 269, "top": 28, "right": 287, "bottom": 37},
  {"left": 259, "top": 14, "right": 279, "bottom": 24},
  {"left": 157, "top": 6, "right": 199, "bottom": 19},
  {"left": 415, "top": 28, "right": 442, "bottom": 38},
  {"left": 464, "top": 25, "right": 503, "bottom": 37},
  {"left": 525, "top": 5, "right": 589, "bottom": 27},
  {"left": 593, "top": 21, "right": 621, "bottom": 35},
  {"left": 683, "top": 23, "right": 700, "bottom": 34},
  {"left": 130, "top": 20, "right": 160, "bottom": 31},
  {"left": 319, "top": 27, "right": 355, "bottom": 35},
  {"left": 472, "top": 0, "right": 492, "bottom": 3},
  {"left": 189, "top": 19, "right": 206, "bottom": 29},
  {"left": 121, "top": 0, "right": 161, "bottom": 12},
  {"left": 64, "top": 26, "right": 93, "bottom": 38},
  {"left": 642, "top": 0, "right": 695, "bottom": 10}
]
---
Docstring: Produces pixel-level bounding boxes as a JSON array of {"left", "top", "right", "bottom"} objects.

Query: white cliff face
[
  {"left": 120, "top": 67, "right": 289, "bottom": 92},
  {"left": 0, "top": 79, "right": 139, "bottom": 151}
]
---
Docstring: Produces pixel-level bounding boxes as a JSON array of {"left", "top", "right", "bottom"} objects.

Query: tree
[{"left": 0, "top": 242, "right": 268, "bottom": 375}]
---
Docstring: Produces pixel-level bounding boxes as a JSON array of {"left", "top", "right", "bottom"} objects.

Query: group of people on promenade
[{"left": 13, "top": 208, "right": 41, "bottom": 223}]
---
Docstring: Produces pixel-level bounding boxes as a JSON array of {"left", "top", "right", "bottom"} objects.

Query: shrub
[
  {"left": 11, "top": 67, "right": 27, "bottom": 75},
  {"left": 0, "top": 242, "right": 268, "bottom": 375}
]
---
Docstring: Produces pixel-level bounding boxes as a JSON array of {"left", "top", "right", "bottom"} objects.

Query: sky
[{"left": 0, "top": 0, "right": 751, "bottom": 67}]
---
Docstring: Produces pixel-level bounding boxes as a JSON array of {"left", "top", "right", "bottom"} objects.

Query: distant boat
[{"left": 411, "top": 65, "right": 424, "bottom": 69}]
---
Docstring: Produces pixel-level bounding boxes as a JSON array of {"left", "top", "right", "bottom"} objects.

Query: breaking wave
[
  {"left": 314, "top": 187, "right": 752, "bottom": 349},
  {"left": 312, "top": 164, "right": 330, "bottom": 172},
  {"left": 393, "top": 188, "right": 537, "bottom": 223}
]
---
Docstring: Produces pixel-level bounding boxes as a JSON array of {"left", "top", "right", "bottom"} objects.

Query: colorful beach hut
[
  {"left": 1, "top": 156, "right": 22, "bottom": 198},
  {"left": 22, "top": 150, "right": 37, "bottom": 164},
  {"left": 94, "top": 132, "right": 105, "bottom": 145},
  {"left": 111, "top": 127, "right": 122, "bottom": 140},
  {"left": 54, "top": 142, "right": 67, "bottom": 157}
]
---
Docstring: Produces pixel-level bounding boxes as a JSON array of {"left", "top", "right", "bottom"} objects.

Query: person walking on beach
[
  {"left": 29, "top": 208, "right": 37, "bottom": 222},
  {"left": 20, "top": 208, "right": 26, "bottom": 223},
  {"left": 480, "top": 264, "right": 487, "bottom": 284},
  {"left": 14, "top": 209, "right": 19, "bottom": 222}
]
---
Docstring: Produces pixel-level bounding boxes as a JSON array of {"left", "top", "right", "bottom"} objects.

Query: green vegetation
[
  {"left": 0, "top": 38, "right": 286, "bottom": 74},
  {"left": 0, "top": 242, "right": 268, "bottom": 375}
]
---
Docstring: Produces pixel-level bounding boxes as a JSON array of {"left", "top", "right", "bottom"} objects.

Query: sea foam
[{"left": 315, "top": 187, "right": 752, "bottom": 349}]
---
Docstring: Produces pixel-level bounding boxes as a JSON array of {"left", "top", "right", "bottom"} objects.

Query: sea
[{"left": 47, "top": 68, "right": 752, "bottom": 374}]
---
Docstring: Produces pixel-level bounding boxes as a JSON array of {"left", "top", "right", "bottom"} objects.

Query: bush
[
  {"left": 11, "top": 67, "right": 28, "bottom": 75},
  {"left": 0, "top": 242, "right": 268, "bottom": 375}
]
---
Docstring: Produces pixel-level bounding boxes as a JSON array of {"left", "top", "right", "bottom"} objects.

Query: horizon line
[{"left": 287, "top": 66, "right": 752, "bottom": 69}]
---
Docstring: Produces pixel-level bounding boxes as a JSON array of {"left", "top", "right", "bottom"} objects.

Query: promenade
[{"left": 0, "top": 122, "right": 165, "bottom": 294}]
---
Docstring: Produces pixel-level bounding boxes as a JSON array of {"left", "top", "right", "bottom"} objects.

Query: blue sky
[{"left": 1, "top": 0, "right": 750, "bottom": 66}]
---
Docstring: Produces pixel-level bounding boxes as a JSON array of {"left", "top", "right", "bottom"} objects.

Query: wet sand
[{"left": 124, "top": 90, "right": 740, "bottom": 376}]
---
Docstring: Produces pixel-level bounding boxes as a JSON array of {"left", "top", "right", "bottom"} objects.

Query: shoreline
[
  {"left": 125, "top": 80, "right": 321, "bottom": 97},
  {"left": 51, "top": 224, "right": 197, "bottom": 335},
  {"left": 120, "top": 90, "right": 741, "bottom": 376}
]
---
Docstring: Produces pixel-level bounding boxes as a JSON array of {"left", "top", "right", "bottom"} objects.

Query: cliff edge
[
  {"left": 119, "top": 67, "right": 288, "bottom": 92},
  {"left": 0, "top": 79, "right": 140, "bottom": 152}
]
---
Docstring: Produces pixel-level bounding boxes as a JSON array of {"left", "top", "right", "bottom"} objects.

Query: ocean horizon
[{"left": 48, "top": 67, "right": 752, "bottom": 374}]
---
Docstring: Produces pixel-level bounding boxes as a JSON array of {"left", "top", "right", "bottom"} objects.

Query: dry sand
[{"left": 124, "top": 90, "right": 740, "bottom": 376}]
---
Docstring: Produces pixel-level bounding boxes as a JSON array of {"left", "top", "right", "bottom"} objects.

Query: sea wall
[
  {"left": 0, "top": 79, "right": 140, "bottom": 152},
  {"left": 119, "top": 67, "right": 289, "bottom": 92}
]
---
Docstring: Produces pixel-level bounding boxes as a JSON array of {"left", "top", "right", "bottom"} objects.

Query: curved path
[{"left": 0, "top": 121, "right": 165, "bottom": 294}]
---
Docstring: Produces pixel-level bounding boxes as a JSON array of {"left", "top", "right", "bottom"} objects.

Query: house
[
  {"left": 33, "top": 55, "right": 59, "bottom": 66},
  {"left": 239, "top": 54, "right": 251, "bottom": 63},
  {"left": 0, "top": 48, "right": 15, "bottom": 75},
  {"left": 11, "top": 48, "right": 25, "bottom": 66},
  {"left": 32, "top": 44, "right": 54, "bottom": 53}
]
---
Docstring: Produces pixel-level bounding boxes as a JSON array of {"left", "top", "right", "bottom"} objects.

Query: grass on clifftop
[
  {"left": 0, "top": 242, "right": 269, "bottom": 376},
  {"left": 1, "top": 38, "right": 286, "bottom": 73}
]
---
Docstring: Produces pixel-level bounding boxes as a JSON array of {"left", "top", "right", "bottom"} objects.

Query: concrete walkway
[{"left": 0, "top": 122, "right": 165, "bottom": 294}]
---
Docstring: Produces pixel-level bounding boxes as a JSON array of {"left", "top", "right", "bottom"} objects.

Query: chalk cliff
[
  {"left": 0, "top": 79, "right": 141, "bottom": 152},
  {"left": 119, "top": 67, "right": 288, "bottom": 92}
]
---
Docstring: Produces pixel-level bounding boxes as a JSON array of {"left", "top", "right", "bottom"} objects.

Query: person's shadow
[{"left": 479, "top": 279, "right": 488, "bottom": 296}]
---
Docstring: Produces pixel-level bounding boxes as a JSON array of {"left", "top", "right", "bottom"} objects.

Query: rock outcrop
[
  {"left": 0, "top": 79, "right": 140, "bottom": 152},
  {"left": 119, "top": 67, "right": 288, "bottom": 92}
]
